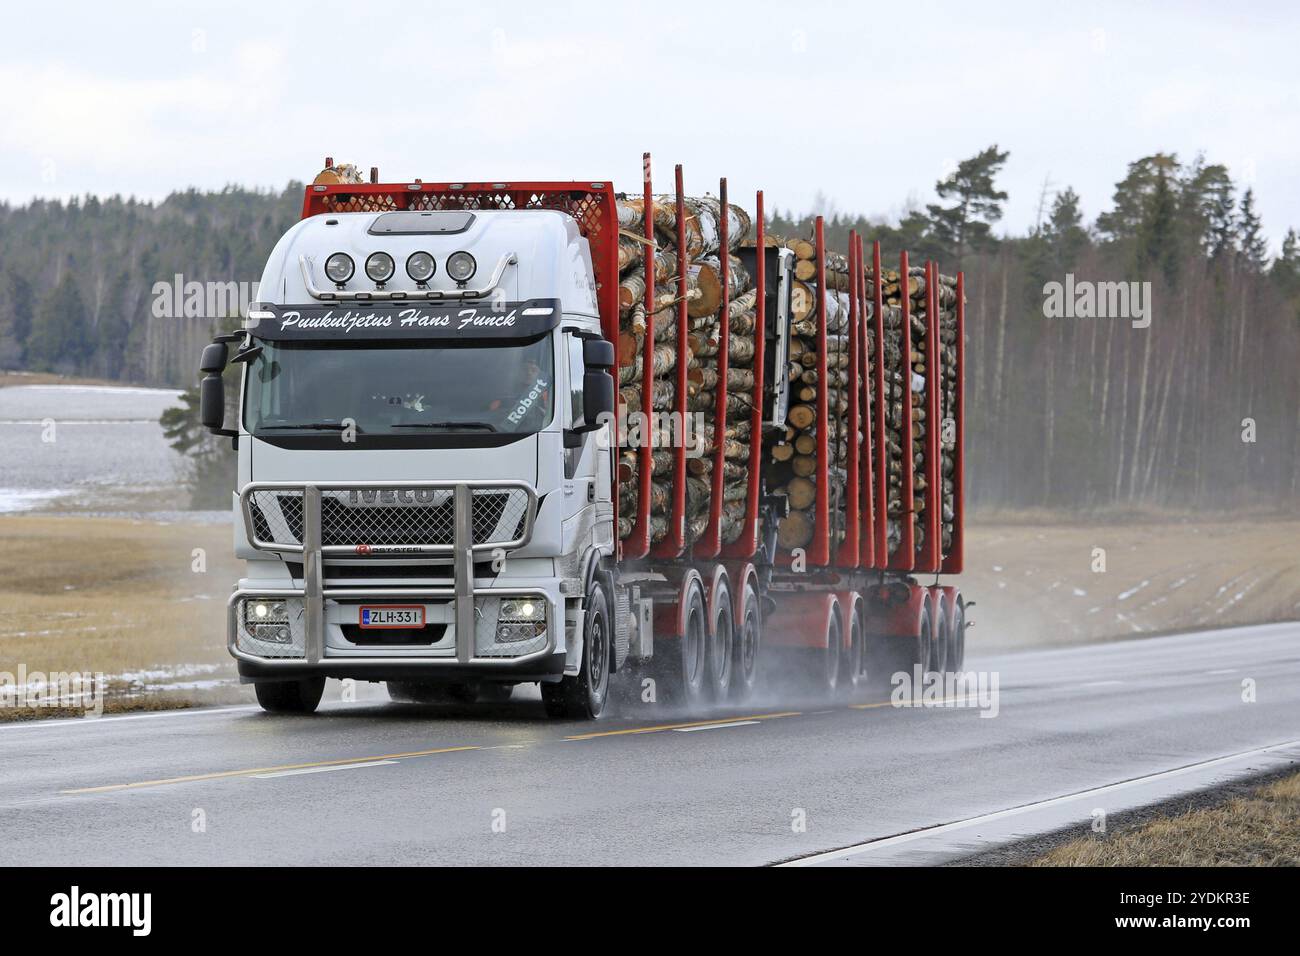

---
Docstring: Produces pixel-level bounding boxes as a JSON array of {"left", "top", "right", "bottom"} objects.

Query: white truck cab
[{"left": 199, "top": 206, "right": 618, "bottom": 715}]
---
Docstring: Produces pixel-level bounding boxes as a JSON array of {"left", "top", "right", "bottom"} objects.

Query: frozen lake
[{"left": 0, "top": 384, "right": 192, "bottom": 514}]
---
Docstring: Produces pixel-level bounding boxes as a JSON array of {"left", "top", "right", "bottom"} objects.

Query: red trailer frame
[{"left": 298, "top": 158, "right": 965, "bottom": 578}]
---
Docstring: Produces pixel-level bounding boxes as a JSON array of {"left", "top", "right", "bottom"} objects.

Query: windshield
[{"left": 243, "top": 336, "right": 554, "bottom": 437}]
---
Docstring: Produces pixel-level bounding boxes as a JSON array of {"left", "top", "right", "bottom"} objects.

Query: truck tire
[
  {"left": 387, "top": 681, "right": 477, "bottom": 704},
  {"left": 866, "top": 603, "right": 929, "bottom": 696},
  {"left": 808, "top": 610, "right": 842, "bottom": 697},
  {"left": 542, "top": 580, "right": 611, "bottom": 719},
  {"left": 731, "top": 582, "right": 761, "bottom": 701},
  {"left": 930, "top": 609, "right": 949, "bottom": 676},
  {"left": 661, "top": 580, "right": 708, "bottom": 707},
  {"left": 705, "top": 580, "right": 734, "bottom": 701},
  {"left": 254, "top": 677, "right": 325, "bottom": 714},
  {"left": 840, "top": 610, "right": 865, "bottom": 700},
  {"left": 949, "top": 598, "right": 966, "bottom": 672}
]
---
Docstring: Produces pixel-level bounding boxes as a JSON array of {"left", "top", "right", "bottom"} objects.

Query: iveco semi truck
[{"left": 199, "top": 155, "right": 968, "bottom": 718}]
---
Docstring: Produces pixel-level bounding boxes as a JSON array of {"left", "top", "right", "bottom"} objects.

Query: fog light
[
  {"left": 446, "top": 251, "right": 477, "bottom": 283},
  {"left": 324, "top": 252, "right": 354, "bottom": 284},
  {"left": 406, "top": 251, "right": 436, "bottom": 282},
  {"left": 365, "top": 251, "right": 396, "bottom": 283},
  {"left": 254, "top": 623, "right": 292, "bottom": 644}
]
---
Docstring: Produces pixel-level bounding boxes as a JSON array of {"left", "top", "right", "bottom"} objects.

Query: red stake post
[
  {"left": 856, "top": 234, "right": 875, "bottom": 568},
  {"left": 888, "top": 251, "right": 915, "bottom": 571},
  {"left": 696, "top": 178, "right": 730, "bottom": 558},
  {"left": 722, "top": 190, "right": 766, "bottom": 559},
  {"left": 919, "top": 260, "right": 942, "bottom": 573},
  {"left": 652, "top": 165, "right": 691, "bottom": 557},
  {"left": 625, "top": 153, "right": 655, "bottom": 559},
  {"left": 941, "top": 271, "right": 966, "bottom": 574},
  {"left": 835, "top": 231, "right": 861, "bottom": 567},
  {"left": 810, "top": 217, "right": 830, "bottom": 567},
  {"left": 871, "top": 241, "right": 888, "bottom": 567}
]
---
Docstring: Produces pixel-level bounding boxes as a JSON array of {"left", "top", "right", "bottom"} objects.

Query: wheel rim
[
  {"left": 712, "top": 606, "right": 734, "bottom": 691},
  {"left": 847, "top": 620, "right": 863, "bottom": 684},
  {"left": 953, "top": 604, "right": 965, "bottom": 670},
  {"left": 740, "top": 606, "right": 759, "bottom": 681},
  {"left": 825, "top": 617, "right": 841, "bottom": 689},
  {"left": 685, "top": 598, "right": 705, "bottom": 687},
  {"left": 588, "top": 609, "right": 607, "bottom": 694}
]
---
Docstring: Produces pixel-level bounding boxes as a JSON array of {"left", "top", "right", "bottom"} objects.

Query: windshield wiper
[
  {"left": 392, "top": 421, "right": 497, "bottom": 432},
  {"left": 258, "top": 422, "right": 355, "bottom": 431}
]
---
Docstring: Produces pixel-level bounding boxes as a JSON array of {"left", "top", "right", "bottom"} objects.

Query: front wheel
[
  {"left": 543, "top": 579, "right": 611, "bottom": 719},
  {"left": 255, "top": 677, "right": 326, "bottom": 714}
]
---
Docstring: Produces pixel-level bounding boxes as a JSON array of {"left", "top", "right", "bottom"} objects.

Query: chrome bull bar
[{"left": 231, "top": 480, "right": 550, "bottom": 667}]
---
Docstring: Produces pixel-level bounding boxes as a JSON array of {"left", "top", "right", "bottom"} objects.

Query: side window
[{"left": 566, "top": 334, "right": 585, "bottom": 427}]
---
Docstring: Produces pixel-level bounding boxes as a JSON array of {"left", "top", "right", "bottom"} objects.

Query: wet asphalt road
[{"left": 2, "top": 621, "right": 1298, "bottom": 865}]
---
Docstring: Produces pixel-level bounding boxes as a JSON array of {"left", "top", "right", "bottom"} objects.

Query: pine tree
[
  {"left": 1238, "top": 188, "right": 1268, "bottom": 272},
  {"left": 26, "top": 273, "right": 90, "bottom": 372},
  {"left": 1041, "top": 187, "right": 1089, "bottom": 266},
  {"left": 925, "top": 145, "right": 1010, "bottom": 266}
]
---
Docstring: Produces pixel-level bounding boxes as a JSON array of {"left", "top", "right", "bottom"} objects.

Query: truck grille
[{"left": 246, "top": 486, "right": 532, "bottom": 551}]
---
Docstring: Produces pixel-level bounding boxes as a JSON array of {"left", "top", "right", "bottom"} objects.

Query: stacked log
[
  {"left": 769, "top": 238, "right": 865, "bottom": 552},
  {"left": 615, "top": 195, "right": 756, "bottom": 545},
  {"left": 878, "top": 265, "right": 960, "bottom": 558}
]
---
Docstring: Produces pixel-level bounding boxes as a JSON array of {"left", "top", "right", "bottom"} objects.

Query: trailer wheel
[
  {"left": 930, "top": 608, "right": 949, "bottom": 676},
  {"left": 866, "top": 603, "right": 928, "bottom": 696},
  {"left": 949, "top": 598, "right": 966, "bottom": 672},
  {"left": 255, "top": 677, "right": 325, "bottom": 715},
  {"left": 659, "top": 580, "right": 708, "bottom": 708},
  {"left": 543, "top": 579, "right": 611, "bottom": 719},
  {"left": 731, "top": 582, "right": 761, "bottom": 701},
  {"left": 805, "top": 610, "right": 841, "bottom": 697},
  {"left": 706, "top": 581, "right": 735, "bottom": 701},
  {"left": 840, "top": 610, "right": 865, "bottom": 700}
]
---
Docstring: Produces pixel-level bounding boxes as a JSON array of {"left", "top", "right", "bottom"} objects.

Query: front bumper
[{"left": 228, "top": 480, "right": 561, "bottom": 681}]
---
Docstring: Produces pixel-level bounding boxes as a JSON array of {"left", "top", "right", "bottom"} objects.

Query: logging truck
[{"left": 198, "top": 155, "right": 968, "bottom": 717}]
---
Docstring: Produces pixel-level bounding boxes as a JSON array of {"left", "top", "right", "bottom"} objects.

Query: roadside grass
[
  {"left": 1031, "top": 771, "right": 1300, "bottom": 866},
  {"left": 0, "top": 516, "right": 245, "bottom": 712}
]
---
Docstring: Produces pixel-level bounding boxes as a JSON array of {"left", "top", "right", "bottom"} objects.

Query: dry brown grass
[
  {"left": 1031, "top": 772, "right": 1300, "bottom": 866},
  {"left": 0, "top": 370, "right": 123, "bottom": 389},
  {"left": 0, "top": 515, "right": 240, "bottom": 688},
  {"left": 963, "top": 516, "right": 1300, "bottom": 650}
]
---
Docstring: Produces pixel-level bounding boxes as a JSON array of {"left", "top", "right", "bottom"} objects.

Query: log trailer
[{"left": 198, "top": 154, "right": 968, "bottom": 717}]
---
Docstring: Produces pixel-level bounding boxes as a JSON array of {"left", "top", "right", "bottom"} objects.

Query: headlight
[
  {"left": 245, "top": 600, "right": 288, "bottom": 624},
  {"left": 324, "top": 253, "right": 354, "bottom": 284},
  {"left": 446, "top": 251, "right": 477, "bottom": 283},
  {"left": 500, "top": 600, "right": 543, "bottom": 621},
  {"left": 405, "top": 251, "right": 436, "bottom": 283},
  {"left": 365, "top": 252, "right": 396, "bottom": 283}
]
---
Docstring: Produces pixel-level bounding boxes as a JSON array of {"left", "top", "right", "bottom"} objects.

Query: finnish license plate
[{"left": 359, "top": 605, "right": 425, "bottom": 629}]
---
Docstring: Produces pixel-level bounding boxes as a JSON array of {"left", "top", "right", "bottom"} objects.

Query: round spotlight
[
  {"left": 446, "top": 251, "right": 477, "bottom": 283},
  {"left": 254, "top": 602, "right": 269, "bottom": 619},
  {"left": 406, "top": 251, "right": 436, "bottom": 283},
  {"left": 520, "top": 602, "right": 536, "bottom": 618},
  {"left": 365, "top": 252, "right": 396, "bottom": 283},
  {"left": 324, "top": 252, "right": 354, "bottom": 284}
]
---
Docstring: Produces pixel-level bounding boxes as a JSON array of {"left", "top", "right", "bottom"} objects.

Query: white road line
[
  {"left": 1205, "top": 668, "right": 1238, "bottom": 675},
  {"left": 1079, "top": 680, "right": 1124, "bottom": 687},
  {"left": 779, "top": 737, "right": 1300, "bottom": 867},
  {"left": 252, "top": 760, "right": 398, "bottom": 779},
  {"left": 0, "top": 705, "right": 262, "bottom": 731},
  {"left": 673, "top": 720, "right": 760, "bottom": 733}
]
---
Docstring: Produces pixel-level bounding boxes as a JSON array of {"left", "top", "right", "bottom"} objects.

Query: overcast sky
[{"left": 3, "top": 1, "right": 1297, "bottom": 250}]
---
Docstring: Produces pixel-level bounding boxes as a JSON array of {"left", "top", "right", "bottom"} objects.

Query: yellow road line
[
  {"left": 564, "top": 711, "right": 801, "bottom": 741},
  {"left": 61, "top": 745, "right": 479, "bottom": 794},
  {"left": 851, "top": 697, "right": 965, "bottom": 710}
]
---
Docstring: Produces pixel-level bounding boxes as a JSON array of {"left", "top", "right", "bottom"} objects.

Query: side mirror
[
  {"left": 200, "top": 342, "right": 228, "bottom": 374},
  {"left": 580, "top": 369, "right": 615, "bottom": 430},
  {"left": 200, "top": 374, "right": 228, "bottom": 433},
  {"left": 582, "top": 337, "right": 614, "bottom": 369}
]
